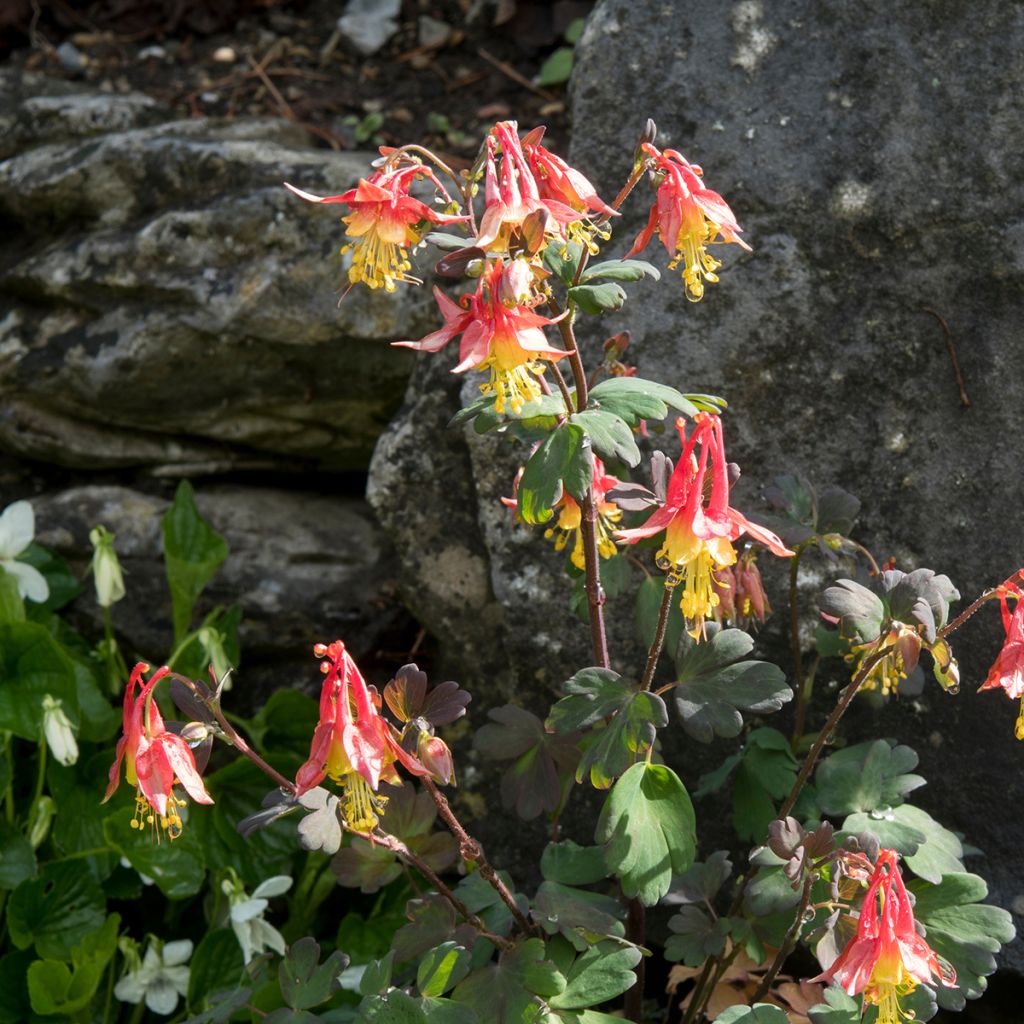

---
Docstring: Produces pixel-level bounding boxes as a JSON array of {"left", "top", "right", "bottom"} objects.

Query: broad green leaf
[
  {"left": 671, "top": 851, "right": 733, "bottom": 905},
  {"left": 580, "top": 259, "right": 661, "bottom": 284},
  {"left": 542, "top": 241, "right": 583, "bottom": 285},
  {"left": 0, "top": 570, "right": 24, "bottom": 624},
  {"left": 7, "top": 860, "right": 106, "bottom": 960},
  {"left": 536, "top": 47, "right": 574, "bottom": 86},
  {"left": 358, "top": 990, "right": 428, "bottom": 1024},
  {"left": 548, "top": 942, "right": 641, "bottom": 1009},
  {"left": 188, "top": 930, "right": 244, "bottom": 1011},
  {"left": 818, "top": 580, "right": 884, "bottom": 643},
  {"left": 910, "top": 871, "right": 1016, "bottom": 1011},
  {"left": 547, "top": 668, "right": 632, "bottom": 733},
  {"left": 532, "top": 882, "right": 624, "bottom": 949},
  {"left": 540, "top": 840, "right": 607, "bottom": 885},
  {"left": 393, "top": 896, "right": 460, "bottom": 965},
  {"left": 567, "top": 282, "right": 627, "bottom": 314},
  {"left": 18, "top": 543, "right": 83, "bottom": 611},
  {"left": 743, "top": 864, "right": 801, "bottom": 917},
  {"left": 815, "top": 740, "right": 924, "bottom": 815},
  {"left": 673, "top": 626, "right": 791, "bottom": 742},
  {"left": 665, "top": 906, "right": 729, "bottom": 965},
  {"left": 596, "top": 762, "right": 696, "bottom": 906},
  {"left": 417, "top": 942, "right": 472, "bottom": 998},
  {"left": 103, "top": 812, "right": 206, "bottom": 899},
  {"left": 589, "top": 376, "right": 700, "bottom": 427},
  {"left": 807, "top": 985, "right": 860, "bottom": 1024},
  {"left": 358, "top": 951, "right": 395, "bottom": 996},
  {"left": 333, "top": 837, "right": 402, "bottom": 893},
  {"left": 575, "top": 690, "right": 667, "bottom": 788},
  {"left": 0, "top": 622, "right": 78, "bottom": 739},
  {"left": 162, "top": 480, "right": 229, "bottom": 643},
  {"left": 714, "top": 1005, "right": 791, "bottom": 1024},
  {"left": 0, "top": 951, "right": 33, "bottom": 1024},
  {"left": 730, "top": 730, "right": 797, "bottom": 842},
  {"left": 453, "top": 938, "right": 564, "bottom": 1024},
  {"left": 26, "top": 913, "right": 119, "bottom": 1015},
  {"left": 570, "top": 409, "right": 641, "bottom": 467},
  {"left": 842, "top": 804, "right": 963, "bottom": 883},
  {"left": 0, "top": 821, "right": 36, "bottom": 890},
  {"left": 420, "top": 997, "right": 478, "bottom": 1024},
  {"left": 280, "top": 937, "right": 349, "bottom": 1011},
  {"left": 518, "top": 424, "right": 587, "bottom": 525}
]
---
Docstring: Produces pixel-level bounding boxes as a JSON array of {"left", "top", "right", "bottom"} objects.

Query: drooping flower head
[
  {"left": 978, "top": 582, "right": 1024, "bottom": 738},
  {"left": 813, "top": 849, "right": 955, "bottom": 1024},
  {"left": 712, "top": 547, "right": 771, "bottom": 629},
  {"left": 394, "top": 258, "right": 567, "bottom": 414},
  {"left": 474, "top": 121, "right": 584, "bottom": 252},
  {"left": 617, "top": 414, "right": 792, "bottom": 638},
  {"left": 545, "top": 457, "right": 622, "bottom": 570},
  {"left": 103, "top": 663, "right": 213, "bottom": 839},
  {"left": 296, "top": 641, "right": 427, "bottom": 832},
  {"left": 626, "top": 143, "right": 751, "bottom": 302},
  {"left": 521, "top": 125, "right": 616, "bottom": 253},
  {"left": 285, "top": 161, "right": 467, "bottom": 293}
]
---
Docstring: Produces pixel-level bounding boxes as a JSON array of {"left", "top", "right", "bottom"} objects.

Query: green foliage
[
  {"left": 452, "top": 938, "right": 564, "bottom": 1024},
  {"left": 596, "top": 762, "right": 696, "bottom": 906},
  {"left": 0, "top": 622, "right": 78, "bottom": 739},
  {"left": 714, "top": 1005, "right": 791, "bottom": 1024},
  {"left": 517, "top": 423, "right": 591, "bottom": 524},
  {"left": 813, "top": 739, "right": 924, "bottom": 815},
  {"left": 570, "top": 409, "right": 641, "bottom": 466},
  {"left": 579, "top": 259, "right": 661, "bottom": 284},
  {"left": 280, "top": 938, "right": 350, "bottom": 1010},
  {"left": 162, "top": 480, "right": 230, "bottom": 643}
]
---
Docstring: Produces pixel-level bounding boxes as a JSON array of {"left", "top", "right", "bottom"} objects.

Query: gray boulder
[
  {"left": 0, "top": 70, "right": 431, "bottom": 473},
  {"left": 368, "top": 0, "right": 1024, "bottom": 963}
]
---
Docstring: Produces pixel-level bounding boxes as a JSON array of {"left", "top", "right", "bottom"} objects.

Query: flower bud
[
  {"left": 499, "top": 258, "right": 535, "bottom": 307},
  {"left": 89, "top": 525, "right": 125, "bottom": 607},
  {"left": 198, "top": 627, "right": 231, "bottom": 690},
  {"left": 417, "top": 732, "right": 455, "bottom": 786},
  {"left": 930, "top": 639, "right": 960, "bottom": 693},
  {"left": 42, "top": 693, "right": 78, "bottom": 766},
  {"left": 28, "top": 795, "right": 55, "bottom": 849}
]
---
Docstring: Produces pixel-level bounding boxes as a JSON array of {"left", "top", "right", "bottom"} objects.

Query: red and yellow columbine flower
[
  {"left": 626, "top": 143, "right": 751, "bottom": 302},
  {"left": 545, "top": 457, "right": 622, "bottom": 570},
  {"left": 712, "top": 548, "right": 771, "bottom": 628},
  {"left": 813, "top": 849, "right": 955, "bottom": 1024},
  {"left": 285, "top": 162, "right": 466, "bottom": 293},
  {"left": 296, "top": 641, "right": 427, "bottom": 831},
  {"left": 978, "top": 582, "right": 1024, "bottom": 738},
  {"left": 394, "top": 258, "right": 567, "bottom": 414},
  {"left": 474, "top": 121, "right": 584, "bottom": 252},
  {"left": 617, "top": 414, "right": 792, "bottom": 637},
  {"left": 103, "top": 663, "right": 213, "bottom": 839}
]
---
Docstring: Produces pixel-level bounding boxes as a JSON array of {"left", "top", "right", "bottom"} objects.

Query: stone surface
[
  {"left": 0, "top": 70, "right": 433, "bottom": 473},
  {"left": 368, "top": 0, "right": 1024, "bottom": 967},
  {"left": 33, "top": 484, "right": 402, "bottom": 705}
]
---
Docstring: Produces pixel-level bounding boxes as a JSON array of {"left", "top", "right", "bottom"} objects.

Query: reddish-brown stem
[
  {"left": 422, "top": 778, "right": 536, "bottom": 936},
  {"left": 168, "top": 672, "right": 297, "bottom": 795},
  {"left": 939, "top": 569, "right": 1024, "bottom": 638},
  {"left": 371, "top": 828, "right": 513, "bottom": 950},
  {"left": 749, "top": 873, "right": 814, "bottom": 1002},
  {"left": 640, "top": 579, "right": 678, "bottom": 691},
  {"left": 787, "top": 544, "right": 809, "bottom": 747}
]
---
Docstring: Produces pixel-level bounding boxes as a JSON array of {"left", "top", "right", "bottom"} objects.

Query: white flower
[
  {"left": 41, "top": 694, "right": 78, "bottom": 766},
  {"left": 89, "top": 525, "right": 125, "bottom": 607},
  {"left": 0, "top": 501, "right": 48, "bottom": 603},
  {"left": 113, "top": 938, "right": 192, "bottom": 1016},
  {"left": 225, "top": 874, "right": 292, "bottom": 964}
]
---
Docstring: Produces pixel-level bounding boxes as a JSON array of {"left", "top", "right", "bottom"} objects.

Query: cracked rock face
[
  {"left": 0, "top": 70, "right": 433, "bottom": 473},
  {"left": 369, "top": 0, "right": 1024, "bottom": 952}
]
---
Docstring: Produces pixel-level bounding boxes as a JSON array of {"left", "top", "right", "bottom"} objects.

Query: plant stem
[
  {"left": 939, "top": 569, "right": 1024, "bottom": 638},
  {"left": 682, "top": 943, "right": 741, "bottom": 1024},
  {"left": 373, "top": 829, "right": 513, "bottom": 950},
  {"left": 640, "top": 579, "right": 678, "bottom": 691},
  {"left": 30, "top": 735, "right": 47, "bottom": 812},
  {"left": 422, "top": 778, "right": 536, "bottom": 936},
  {"left": 750, "top": 873, "right": 814, "bottom": 1002}
]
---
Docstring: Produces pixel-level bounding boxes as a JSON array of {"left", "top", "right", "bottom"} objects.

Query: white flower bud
[
  {"left": 42, "top": 693, "right": 78, "bottom": 766},
  {"left": 89, "top": 525, "right": 125, "bottom": 607}
]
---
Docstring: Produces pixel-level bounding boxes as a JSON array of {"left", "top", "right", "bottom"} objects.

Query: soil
[{"left": 2, "top": 0, "right": 593, "bottom": 160}]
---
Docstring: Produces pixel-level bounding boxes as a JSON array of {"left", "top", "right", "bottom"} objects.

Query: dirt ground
[{"left": 2, "top": 0, "right": 592, "bottom": 160}]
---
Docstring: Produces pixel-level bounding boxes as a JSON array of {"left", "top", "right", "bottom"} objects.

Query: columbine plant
[{"left": 0, "top": 117, "right": 1016, "bottom": 1024}]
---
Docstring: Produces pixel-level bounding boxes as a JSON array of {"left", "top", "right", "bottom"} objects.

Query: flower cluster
[
  {"left": 814, "top": 848, "right": 955, "bottom": 1024},
  {"left": 544, "top": 457, "right": 623, "bottom": 570},
  {"left": 103, "top": 663, "right": 213, "bottom": 839},
  {"left": 979, "top": 582, "right": 1024, "bottom": 737},
  {"left": 617, "top": 414, "right": 792, "bottom": 637}
]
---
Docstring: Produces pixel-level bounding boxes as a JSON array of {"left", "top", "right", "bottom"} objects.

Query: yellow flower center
[
  {"left": 1015, "top": 695, "right": 1024, "bottom": 741},
  {"left": 864, "top": 979, "right": 917, "bottom": 1024},
  {"left": 130, "top": 791, "right": 186, "bottom": 840},
  {"left": 667, "top": 217, "right": 722, "bottom": 303},
  {"left": 480, "top": 359, "right": 545, "bottom": 415},
  {"left": 341, "top": 773, "right": 388, "bottom": 833},
  {"left": 544, "top": 500, "right": 621, "bottom": 570},
  {"left": 341, "top": 228, "right": 418, "bottom": 292}
]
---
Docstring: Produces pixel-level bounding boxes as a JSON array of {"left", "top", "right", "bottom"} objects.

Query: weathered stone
[
  {"left": 33, "top": 484, "right": 400, "bottom": 704},
  {"left": 0, "top": 70, "right": 433, "bottom": 472},
  {"left": 368, "top": 0, "right": 1024, "bottom": 966}
]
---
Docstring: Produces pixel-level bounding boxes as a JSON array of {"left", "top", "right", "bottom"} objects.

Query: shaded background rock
[{"left": 368, "top": 0, "right": 1024, "bottom": 973}]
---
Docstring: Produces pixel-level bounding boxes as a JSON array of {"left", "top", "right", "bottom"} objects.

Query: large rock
[
  {"left": 369, "top": 0, "right": 1024, "bottom": 966},
  {"left": 0, "top": 70, "right": 432, "bottom": 473}
]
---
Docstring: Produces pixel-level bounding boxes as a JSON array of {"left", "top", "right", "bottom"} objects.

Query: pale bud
[
  {"left": 28, "top": 795, "right": 55, "bottom": 849},
  {"left": 89, "top": 525, "right": 125, "bottom": 607},
  {"left": 499, "top": 258, "right": 535, "bottom": 307},
  {"left": 417, "top": 733, "right": 455, "bottom": 786},
  {"left": 42, "top": 693, "right": 78, "bottom": 766}
]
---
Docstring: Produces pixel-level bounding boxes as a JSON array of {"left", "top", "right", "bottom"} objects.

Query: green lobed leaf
[
  {"left": 358, "top": 990, "right": 428, "bottom": 1024},
  {"left": 518, "top": 424, "right": 588, "bottom": 525},
  {"left": 570, "top": 409, "right": 641, "bottom": 467},
  {"left": 567, "top": 281, "right": 627, "bottom": 314},
  {"left": 188, "top": 930, "right": 245, "bottom": 1011},
  {"left": 807, "top": 985, "right": 860, "bottom": 1024},
  {"left": 842, "top": 804, "right": 963, "bottom": 883},
  {"left": 280, "top": 937, "right": 350, "bottom": 1011},
  {"left": 162, "top": 480, "right": 229, "bottom": 643},
  {"left": 452, "top": 938, "right": 564, "bottom": 1024},
  {"left": 548, "top": 941, "right": 641, "bottom": 1009},
  {"left": 0, "top": 569, "right": 24, "bottom": 624},
  {"left": 417, "top": 942, "right": 472, "bottom": 998},
  {"left": 542, "top": 241, "right": 583, "bottom": 284},
  {"left": 540, "top": 840, "right": 607, "bottom": 886},
  {"left": 532, "top": 881, "right": 625, "bottom": 950},
  {"left": 575, "top": 690, "right": 667, "bottom": 789},
  {"left": 814, "top": 739, "right": 925, "bottom": 816},
  {"left": 547, "top": 668, "right": 632, "bottom": 733},
  {"left": 673, "top": 626, "right": 791, "bottom": 743},
  {"left": 580, "top": 259, "right": 661, "bottom": 284},
  {"left": 664, "top": 906, "right": 729, "bottom": 965},
  {"left": 18, "top": 543, "right": 83, "bottom": 612},
  {"left": 0, "top": 621, "right": 79, "bottom": 739},
  {"left": 0, "top": 821, "right": 36, "bottom": 890},
  {"left": 714, "top": 1005, "right": 793, "bottom": 1024},
  {"left": 589, "top": 376, "right": 702, "bottom": 427},
  {"left": 596, "top": 762, "right": 696, "bottom": 906},
  {"left": 743, "top": 863, "right": 802, "bottom": 918},
  {"left": 818, "top": 579, "right": 885, "bottom": 644},
  {"left": 103, "top": 810, "right": 207, "bottom": 899}
]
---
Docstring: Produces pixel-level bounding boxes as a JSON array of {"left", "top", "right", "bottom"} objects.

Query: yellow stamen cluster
[
  {"left": 864, "top": 979, "right": 918, "bottom": 1024},
  {"left": 481, "top": 360, "right": 545, "bottom": 415},
  {"left": 566, "top": 219, "right": 612, "bottom": 256},
  {"left": 545, "top": 500, "right": 621, "bottom": 570},
  {"left": 130, "top": 792, "right": 186, "bottom": 840},
  {"left": 341, "top": 232, "right": 418, "bottom": 293},
  {"left": 676, "top": 548, "right": 725, "bottom": 638},
  {"left": 668, "top": 221, "right": 722, "bottom": 303},
  {"left": 850, "top": 647, "right": 907, "bottom": 696},
  {"left": 1015, "top": 696, "right": 1024, "bottom": 741},
  {"left": 341, "top": 773, "right": 388, "bottom": 833}
]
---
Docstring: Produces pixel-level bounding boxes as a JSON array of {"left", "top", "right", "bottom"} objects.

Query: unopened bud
[
  {"left": 417, "top": 733, "right": 455, "bottom": 786},
  {"left": 499, "top": 258, "right": 535, "bottom": 307},
  {"left": 89, "top": 525, "right": 125, "bottom": 608},
  {"left": 435, "top": 245, "right": 485, "bottom": 279},
  {"left": 635, "top": 118, "right": 657, "bottom": 161},
  {"left": 42, "top": 693, "right": 78, "bottom": 766},
  {"left": 198, "top": 627, "right": 231, "bottom": 689},
  {"left": 28, "top": 795, "right": 56, "bottom": 849},
  {"left": 930, "top": 639, "right": 960, "bottom": 693},
  {"left": 180, "top": 721, "right": 211, "bottom": 745}
]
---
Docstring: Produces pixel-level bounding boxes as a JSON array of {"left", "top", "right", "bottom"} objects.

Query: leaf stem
[
  {"left": 749, "top": 872, "right": 815, "bottom": 1002},
  {"left": 640, "top": 578, "right": 678, "bottom": 691},
  {"left": 939, "top": 569, "right": 1024, "bottom": 639},
  {"left": 421, "top": 777, "right": 536, "bottom": 936}
]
